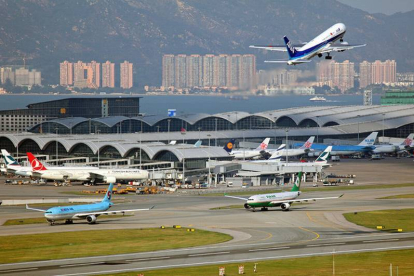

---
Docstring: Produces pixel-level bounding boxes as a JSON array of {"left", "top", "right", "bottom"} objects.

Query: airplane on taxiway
[
  {"left": 225, "top": 171, "right": 342, "bottom": 212},
  {"left": 250, "top": 23, "right": 365, "bottom": 65},
  {"left": 26, "top": 183, "right": 153, "bottom": 225}
]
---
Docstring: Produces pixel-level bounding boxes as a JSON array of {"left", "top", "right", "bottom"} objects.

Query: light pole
[
  {"left": 198, "top": 127, "right": 201, "bottom": 142},
  {"left": 357, "top": 115, "right": 361, "bottom": 142},
  {"left": 316, "top": 116, "right": 320, "bottom": 144},
  {"left": 285, "top": 129, "right": 289, "bottom": 163},
  {"left": 167, "top": 119, "right": 171, "bottom": 144},
  {"left": 215, "top": 118, "right": 218, "bottom": 146},
  {"left": 207, "top": 134, "right": 211, "bottom": 187},
  {"left": 139, "top": 131, "right": 142, "bottom": 166},
  {"left": 156, "top": 126, "right": 160, "bottom": 142},
  {"left": 97, "top": 129, "right": 100, "bottom": 168},
  {"left": 382, "top": 113, "right": 385, "bottom": 142},
  {"left": 55, "top": 128, "right": 59, "bottom": 162}
]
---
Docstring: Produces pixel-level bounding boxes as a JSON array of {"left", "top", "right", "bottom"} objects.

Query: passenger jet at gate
[
  {"left": 250, "top": 23, "right": 365, "bottom": 65},
  {"left": 26, "top": 183, "right": 153, "bottom": 225}
]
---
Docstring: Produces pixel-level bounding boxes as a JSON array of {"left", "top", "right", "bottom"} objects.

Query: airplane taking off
[
  {"left": 224, "top": 138, "right": 270, "bottom": 159},
  {"left": 225, "top": 172, "right": 342, "bottom": 211},
  {"left": 250, "top": 23, "right": 365, "bottom": 65},
  {"left": 27, "top": 183, "right": 153, "bottom": 225}
]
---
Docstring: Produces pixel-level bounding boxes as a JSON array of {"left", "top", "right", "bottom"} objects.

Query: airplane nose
[{"left": 338, "top": 23, "right": 346, "bottom": 32}]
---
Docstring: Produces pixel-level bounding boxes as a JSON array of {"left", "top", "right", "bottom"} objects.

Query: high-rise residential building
[
  {"left": 120, "top": 61, "right": 133, "bottom": 89},
  {"left": 161, "top": 54, "right": 256, "bottom": 90},
  {"left": 101, "top": 61, "right": 115, "bottom": 88},
  {"left": 174, "top": 55, "right": 187, "bottom": 89},
  {"left": 162, "top": 55, "right": 175, "bottom": 88},
  {"left": 14, "top": 68, "right": 41, "bottom": 86},
  {"left": 73, "top": 61, "right": 88, "bottom": 88},
  {"left": 317, "top": 60, "right": 354, "bottom": 92},
  {"left": 60, "top": 61, "right": 73, "bottom": 86},
  {"left": 87, "top": 61, "right": 100, "bottom": 88},
  {"left": 0, "top": 67, "right": 15, "bottom": 85},
  {"left": 359, "top": 60, "right": 397, "bottom": 88}
]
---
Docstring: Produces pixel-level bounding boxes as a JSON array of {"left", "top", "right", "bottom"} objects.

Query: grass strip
[
  {"left": 107, "top": 248, "right": 414, "bottom": 276},
  {"left": 379, "top": 194, "right": 414, "bottom": 199},
  {"left": 0, "top": 228, "right": 232, "bottom": 264},
  {"left": 344, "top": 208, "right": 414, "bottom": 232},
  {"left": 3, "top": 215, "right": 132, "bottom": 226}
]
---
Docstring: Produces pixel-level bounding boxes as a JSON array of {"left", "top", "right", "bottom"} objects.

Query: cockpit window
[{"left": 45, "top": 211, "right": 52, "bottom": 214}]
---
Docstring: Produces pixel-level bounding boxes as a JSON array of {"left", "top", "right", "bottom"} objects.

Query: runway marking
[
  {"left": 307, "top": 243, "right": 345, "bottom": 247},
  {"left": 188, "top": 251, "right": 230, "bottom": 257},
  {"left": 55, "top": 245, "right": 414, "bottom": 276},
  {"left": 307, "top": 244, "right": 322, "bottom": 247},
  {"left": 297, "top": 226, "right": 320, "bottom": 242},
  {"left": 248, "top": 228, "right": 273, "bottom": 242},
  {"left": 249, "top": 246, "right": 290, "bottom": 252},
  {"left": 0, "top": 268, "right": 38, "bottom": 273},
  {"left": 125, "top": 257, "right": 170, "bottom": 262},
  {"left": 60, "top": 262, "right": 104, "bottom": 268},
  {"left": 306, "top": 211, "right": 351, "bottom": 233},
  {"left": 363, "top": 239, "right": 399, "bottom": 243}
]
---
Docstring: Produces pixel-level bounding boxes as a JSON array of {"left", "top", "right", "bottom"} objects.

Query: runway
[{"left": 1, "top": 159, "right": 414, "bottom": 275}]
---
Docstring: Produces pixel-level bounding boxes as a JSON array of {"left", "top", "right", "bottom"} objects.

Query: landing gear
[
  {"left": 252, "top": 208, "right": 256, "bottom": 212},
  {"left": 325, "top": 54, "right": 332, "bottom": 60},
  {"left": 48, "top": 220, "right": 55, "bottom": 226},
  {"left": 340, "top": 38, "right": 344, "bottom": 42},
  {"left": 261, "top": 207, "right": 269, "bottom": 211},
  {"left": 318, "top": 53, "right": 323, "bottom": 58},
  {"left": 65, "top": 219, "right": 73, "bottom": 224}
]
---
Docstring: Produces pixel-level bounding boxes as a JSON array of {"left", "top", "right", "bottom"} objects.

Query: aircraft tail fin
[
  {"left": 283, "top": 36, "right": 298, "bottom": 58},
  {"left": 402, "top": 133, "right": 414, "bottom": 147},
  {"left": 194, "top": 140, "right": 202, "bottom": 148},
  {"left": 1, "top": 149, "right": 19, "bottom": 166},
  {"left": 315, "top": 146, "right": 332, "bottom": 163},
  {"left": 256, "top": 138, "right": 270, "bottom": 151},
  {"left": 223, "top": 139, "right": 236, "bottom": 153},
  {"left": 27, "top": 152, "right": 47, "bottom": 171},
  {"left": 291, "top": 171, "right": 303, "bottom": 192},
  {"left": 299, "top": 136, "right": 315, "bottom": 150},
  {"left": 102, "top": 183, "right": 114, "bottom": 203},
  {"left": 277, "top": 144, "right": 286, "bottom": 150},
  {"left": 358, "top": 132, "right": 378, "bottom": 146}
]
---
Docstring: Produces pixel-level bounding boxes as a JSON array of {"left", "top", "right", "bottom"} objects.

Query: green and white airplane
[{"left": 225, "top": 171, "right": 343, "bottom": 212}]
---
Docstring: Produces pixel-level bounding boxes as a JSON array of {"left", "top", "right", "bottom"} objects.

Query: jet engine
[
  {"left": 281, "top": 203, "right": 291, "bottom": 211},
  {"left": 86, "top": 215, "right": 97, "bottom": 224},
  {"left": 244, "top": 203, "right": 251, "bottom": 209},
  {"left": 104, "top": 176, "right": 117, "bottom": 183}
]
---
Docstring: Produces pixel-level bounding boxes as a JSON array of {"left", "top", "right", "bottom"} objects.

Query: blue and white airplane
[
  {"left": 294, "top": 132, "right": 378, "bottom": 156},
  {"left": 250, "top": 23, "right": 365, "bottom": 65},
  {"left": 26, "top": 183, "right": 153, "bottom": 225}
]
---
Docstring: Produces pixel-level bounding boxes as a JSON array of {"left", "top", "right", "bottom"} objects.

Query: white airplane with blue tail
[
  {"left": 250, "top": 23, "right": 365, "bottom": 65},
  {"left": 26, "top": 183, "right": 153, "bottom": 225}
]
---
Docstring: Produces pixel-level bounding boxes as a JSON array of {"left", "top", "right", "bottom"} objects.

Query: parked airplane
[
  {"left": 225, "top": 171, "right": 342, "bottom": 211},
  {"left": 372, "top": 133, "right": 414, "bottom": 154},
  {"left": 254, "top": 146, "right": 332, "bottom": 168},
  {"left": 250, "top": 23, "right": 365, "bottom": 65},
  {"left": 26, "top": 183, "right": 153, "bottom": 225},
  {"left": 223, "top": 138, "right": 270, "bottom": 159},
  {"left": 295, "top": 132, "right": 378, "bottom": 156},
  {"left": 267, "top": 136, "right": 315, "bottom": 159},
  {"left": 1, "top": 149, "right": 32, "bottom": 177},
  {"left": 27, "top": 152, "right": 149, "bottom": 183}
]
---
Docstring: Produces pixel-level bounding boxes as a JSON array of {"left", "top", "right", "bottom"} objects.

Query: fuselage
[
  {"left": 247, "top": 191, "right": 300, "bottom": 208},
  {"left": 231, "top": 150, "right": 262, "bottom": 159},
  {"left": 289, "top": 23, "right": 346, "bottom": 62},
  {"left": 44, "top": 201, "right": 110, "bottom": 221}
]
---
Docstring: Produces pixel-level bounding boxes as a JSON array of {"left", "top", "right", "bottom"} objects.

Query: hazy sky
[{"left": 338, "top": 0, "right": 414, "bottom": 15}]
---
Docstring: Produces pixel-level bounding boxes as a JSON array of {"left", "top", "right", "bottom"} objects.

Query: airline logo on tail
[
  {"left": 223, "top": 139, "right": 235, "bottom": 153},
  {"left": 257, "top": 138, "right": 270, "bottom": 151},
  {"left": 358, "top": 132, "right": 378, "bottom": 147},
  {"left": 291, "top": 171, "right": 303, "bottom": 192},
  {"left": 1, "top": 150, "right": 19, "bottom": 166},
  {"left": 27, "top": 152, "right": 47, "bottom": 171},
  {"left": 102, "top": 183, "right": 114, "bottom": 203},
  {"left": 402, "top": 134, "right": 414, "bottom": 147},
  {"left": 315, "top": 146, "right": 332, "bottom": 163},
  {"left": 284, "top": 36, "right": 297, "bottom": 58},
  {"left": 299, "top": 136, "right": 315, "bottom": 150}
]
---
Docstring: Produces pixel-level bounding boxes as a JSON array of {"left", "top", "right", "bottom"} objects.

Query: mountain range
[{"left": 0, "top": 0, "right": 413, "bottom": 87}]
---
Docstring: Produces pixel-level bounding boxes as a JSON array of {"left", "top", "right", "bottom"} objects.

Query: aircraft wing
[
  {"left": 265, "top": 60, "right": 311, "bottom": 65},
  {"left": 250, "top": 43, "right": 306, "bottom": 51},
  {"left": 270, "top": 194, "right": 343, "bottom": 205},
  {"left": 321, "top": 43, "right": 366, "bottom": 53},
  {"left": 26, "top": 204, "right": 46, "bottom": 212},
  {"left": 224, "top": 195, "right": 248, "bottom": 201},
  {"left": 74, "top": 206, "right": 155, "bottom": 218}
]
